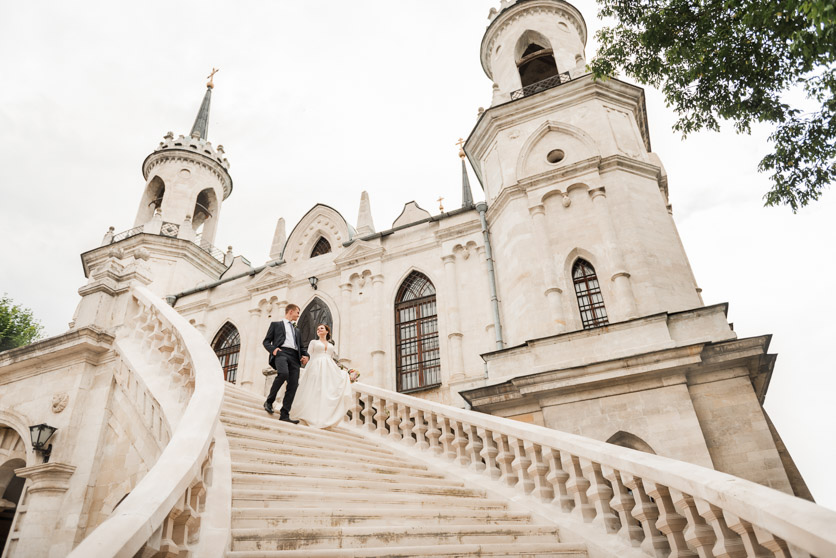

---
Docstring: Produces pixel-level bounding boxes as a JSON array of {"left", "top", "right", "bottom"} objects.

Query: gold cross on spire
[
  {"left": 206, "top": 67, "right": 220, "bottom": 89},
  {"left": 456, "top": 137, "right": 466, "bottom": 159}
]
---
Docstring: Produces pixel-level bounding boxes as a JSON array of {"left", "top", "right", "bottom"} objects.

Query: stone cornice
[
  {"left": 81, "top": 234, "right": 226, "bottom": 279},
  {"left": 0, "top": 327, "right": 114, "bottom": 382},
  {"left": 15, "top": 462, "right": 76, "bottom": 494}
]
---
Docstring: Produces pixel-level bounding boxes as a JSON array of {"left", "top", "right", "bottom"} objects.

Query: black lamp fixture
[
  {"left": 308, "top": 276, "right": 318, "bottom": 290},
  {"left": 29, "top": 423, "right": 58, "bottom": 463}
]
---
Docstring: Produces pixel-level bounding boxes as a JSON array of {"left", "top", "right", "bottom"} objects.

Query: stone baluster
[
  {"left": 509, "top": 437, "right": 534, "bottom": 494},
  {"left": 441, "top": 254, "right": 465, "bottom": 380},
  {"left": 580, "top": 458, "right": 620, "bottom": 534},
  {"left": 399, "top": 405, "right": 415, "bottom": 445},
  {"left": 339, "top": 282, "right": 353, "bottom": 364},
  {"left": 373, "top": 396, "right": 388, "bottom": 437},
  {"left": 644, "top": 481, "right": 695, "bottom": 557},
  {"left": 622, "top": 473, "right": 669, "bottom": 556},
  {"left": 385, "top": 400, "right": 402, "bottom": 441},
  {"left": 524, "top": 441, "right": 553, "bottom": 502},
  {"left": 695, "top": 499, "right": 746, "bottom": 558},
  {"left": 425, "top": 412, "right": 442, "bottom": 456},
  {"left": 752, "top": 526, "right": 792, "bottom": 558},
  {"left": 670, "top": 488, "right": 717, "bottom": 558},
  {"left": 589, "top": 187, "right": 638, "bottom": 319},
  {"left": 602, "top": 465, "right": 643, "bottom": 547},
  {"left": 360, "top": 393, "right": 376, "bottom": 432},
  {"left": 477, "top": 427, "right": 500, "bottom": 479},
  {"left": 723, "top": 512, "right": 771, "bottom": 558},
  {"left": 438, "top": 417, "right": 457, "bottom": 460},
  {"left": 542, "top": 447, "right": 574, "bottom": 512},
  {"left": 464, "top": 424, "right": 486, "bottom": 472},
  {"left": 350, "top": 392, "right": 363, "bottom": 428},
  {"left": 528, "top": 204, "right": 566, "bottom": 333},
  {"left": 562, "top": 453, "right": 596, "bottom": 522},
  {"left": 449, "top": 420, "right": 470, "bottom": 467},
  {"left": 412, "top": 408, "right": 429, "bottom": 450},
  {"left": 492, "top": 432, "right": 518, "bottom": 487}
]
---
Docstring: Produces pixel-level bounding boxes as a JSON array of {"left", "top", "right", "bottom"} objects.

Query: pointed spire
[
  {"left": 190, "top": 68, "right": 218, "bottom": 140},
  {"left": 356, "top": 191, "right": 375, "bottom": 236},
  {"left": 458, "top": 138, "right": 475, "bottom": 208},
  {"left": 270, "top": 217, "right": 286, "bottom": 260}
]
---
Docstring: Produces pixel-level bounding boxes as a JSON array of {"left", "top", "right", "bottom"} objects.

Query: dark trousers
[{"left": 266, "top": 348, "right": 301, "bottom": 417}]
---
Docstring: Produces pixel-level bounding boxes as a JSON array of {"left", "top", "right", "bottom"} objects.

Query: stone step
[
  {"left": 220, "top": 407, "right": 377, "bottom": 448},
  {"left": 221, "top": 416, "right": 395, "bottom": 457},
  {"left": 229, "top": 460, "right": 460, "bottom": 486},
  {"left": 226, "top": 542, "right": 587, "bottom": 557},
  {"left": 230, "top": 507, "right": 534, "bottom": 528},
  {"left": 223, "top": 427, "right": 417, "bottom": 469},
  {"left": 230, "top": 525, "right": 564, "bottom": 552},
  {"left": 230, "top": 473, "right": 477, "bottom": 497},
  {"left": 231, "top": 489, "right": 511, "bottom": 510},
  {"left": 227, "top": 448, "right": 445, "bottom": 479}
]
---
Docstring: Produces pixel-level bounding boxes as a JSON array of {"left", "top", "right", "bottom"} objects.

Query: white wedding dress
[{"left": 290, "top": 339, "right": 352, "bottom": 429}]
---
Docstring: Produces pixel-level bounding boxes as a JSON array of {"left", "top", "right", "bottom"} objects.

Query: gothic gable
[
  {"left": 284, "top": 204, "right": 354, "bottom": 263},
  {"left": 246, "top": 265, "right": 292, "bottom": 295},
  {"left": 516, "top": 121, "right": 599, "bottom": 181},
  {"left": 333, "top": 239, "right": 384, "bottom": 268}
]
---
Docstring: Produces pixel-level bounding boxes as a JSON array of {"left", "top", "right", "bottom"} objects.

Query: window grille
[
  {"left": 310, "top": 237, "right": 332, "bottom": 257},
  {"left": 212, "top": 322, "right": 240, "bottom": 383},
  {"left": 395, "top": 272, "right": 440, "bottom": 392},
  {"left": 572, "top": 259, "right": 609, "bottom": 329}
]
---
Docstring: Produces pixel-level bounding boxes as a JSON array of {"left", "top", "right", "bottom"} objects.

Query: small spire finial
[
  {"left": 438, "top": 197, "right": 445, "bottom": 213},
  {"left": 456, "top": 137, "right": 466, "bottom": 159},
  {"left": 206, "top": 67, "right": 219, "bottom": 89}
]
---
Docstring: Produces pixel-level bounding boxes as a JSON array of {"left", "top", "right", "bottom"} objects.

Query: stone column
[
  {"left": 371, "top": 275, "right": 387, "bottom": 388},
  {"left": 589, "top": 188, "right": 638, "bottom": 319},
  {"left": 339, "top": 282, "right": 353, "bottom": 365},
  {"left": 11, "top": 463, "right": 76, "bottom": 558},
  {"left": 441, "top": 255, "right": 465, "bottom": 380},
  {"left": 528, "top": 204, "right": 567, "bottom": 333},
  {"left": 243, "top": 307, "right": 263, "bottom": 389}
]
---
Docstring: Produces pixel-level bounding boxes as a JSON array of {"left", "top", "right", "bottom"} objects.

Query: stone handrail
[
  {"left": 69, "top": 285, "right": 226, "bottom": 557},
  {"left": 349, "top": 382, "right": 836, "bottom": 558}
]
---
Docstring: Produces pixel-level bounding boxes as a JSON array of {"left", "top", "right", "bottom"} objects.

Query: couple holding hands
[{"left": 262, "top": 304, "right": 352, "bottom": 429}]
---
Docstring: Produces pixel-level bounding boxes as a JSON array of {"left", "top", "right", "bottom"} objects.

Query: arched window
[
  {"left": 395, "top": 271, "right": 440, "bottom": 392},
  {"left": 310, "top": 237, "right": 332, "bottom": 257},
  {"left": 518, "top": 43, "right": 559, "bottom": 87},
  {"left": 212, "top": 322, "right": 240, "bottom": 383},
  {"left": 297, "top": 298, "right": 333, "bottom": 351},
  {"left": 572, "top": 259, "right": 609, "bottom": 329}
]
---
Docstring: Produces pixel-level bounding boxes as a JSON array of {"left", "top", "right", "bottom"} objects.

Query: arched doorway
[
  {"left": 297, "top": 298, "right": 333, "bottom": 351},
  {"left": 0, "top": 427, "right": 27, "bottom": 554}
]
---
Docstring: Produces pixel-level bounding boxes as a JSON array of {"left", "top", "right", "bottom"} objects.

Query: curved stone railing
[
  {"left": 349, "top": 383, "right": 836, "bottom": 558},
  {"left": 69, "top": 285, "right": 226, "bottom": 557}
]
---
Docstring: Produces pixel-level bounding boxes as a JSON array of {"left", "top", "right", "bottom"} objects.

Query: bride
[{"left": 290, "top": 324, "right": 353, "bottom": 429}]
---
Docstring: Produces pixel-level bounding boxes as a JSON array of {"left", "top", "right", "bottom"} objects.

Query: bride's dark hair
[{"left": 317, "top": 323, "right": 331, "bottom": 341}]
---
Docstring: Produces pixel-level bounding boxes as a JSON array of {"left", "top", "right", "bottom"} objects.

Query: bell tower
[
  {"left": 465, "top": 0, "right": 703, "bottom": 344},
  {"left": 136, "top": 69, "right": 232, "bottom": 246}
]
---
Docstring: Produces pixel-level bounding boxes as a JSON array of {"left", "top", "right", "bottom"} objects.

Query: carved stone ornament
[{"left": 51, "top": 393, "right": 69, "bottom": 414}]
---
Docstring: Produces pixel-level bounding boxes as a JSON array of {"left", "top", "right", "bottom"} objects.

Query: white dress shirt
[{"left": 281, "top": 320, "right": 297, "bottom": 350}]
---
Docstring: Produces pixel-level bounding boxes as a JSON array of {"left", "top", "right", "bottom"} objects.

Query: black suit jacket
[{"left": 262, "top": 321, "right": 310, "bottom": 370}]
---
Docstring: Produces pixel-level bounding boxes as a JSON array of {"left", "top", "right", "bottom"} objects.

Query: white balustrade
[
  {"left": 69, "top": 285, "right": 225, "bottom": 558},
  {"left": 348, "top": 382, "right": 836, "bottom": 558}
]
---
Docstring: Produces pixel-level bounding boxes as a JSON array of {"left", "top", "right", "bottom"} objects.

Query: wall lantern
[
  {"left": 29, "top": 423, "right": 58, "bottom": 463},
  {"left": 308, "top": 276, "right": 318, "bottom": 290}
]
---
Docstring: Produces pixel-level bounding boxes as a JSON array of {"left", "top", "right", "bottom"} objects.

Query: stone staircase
[{"left": 221, "top": 385, "right": 588, "bottom": 557}]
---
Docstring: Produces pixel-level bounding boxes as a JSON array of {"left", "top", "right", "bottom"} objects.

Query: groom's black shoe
[
  {"left": 279, "top": 415, "right": 299, "bottom": 424},
  {"left": 263, "top": 401, "right": 274, "bottom": 414}
]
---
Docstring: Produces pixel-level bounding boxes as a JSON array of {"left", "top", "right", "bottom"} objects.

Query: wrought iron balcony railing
[
  {"left": 108, "top": 226, "right": 226, "bottom": 264},
  {"left": 511, "top": 71, "right": 572, "bottom": 100}
]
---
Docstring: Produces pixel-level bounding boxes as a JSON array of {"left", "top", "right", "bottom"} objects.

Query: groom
[{"left": 263, "top": 304, "right": 309, "bottom": 423}]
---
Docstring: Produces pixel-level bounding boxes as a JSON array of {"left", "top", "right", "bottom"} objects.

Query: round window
[{"left": 547, "top": 149, "right": 565, "bottom": 164}]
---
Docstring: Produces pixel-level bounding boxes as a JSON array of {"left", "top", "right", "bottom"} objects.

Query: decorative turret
[{"left": 135, "top": 69, "right": 232, "bottom": 246}]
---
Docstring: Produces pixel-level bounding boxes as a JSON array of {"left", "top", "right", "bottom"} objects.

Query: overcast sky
[{"left": 1, "top": 1, "right": 833, "bottom": 510}]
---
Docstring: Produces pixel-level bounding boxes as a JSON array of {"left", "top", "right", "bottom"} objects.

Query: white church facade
[{"left": 0, "top": 1, "right": 828, "bottom": 556}]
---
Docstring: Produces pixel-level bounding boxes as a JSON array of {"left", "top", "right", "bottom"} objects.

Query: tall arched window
[
  {"left": 518, "top": 43, "right": 559, "bottom": 87},
  {"left": 572, "top": 259, "right": 609, "bottom": 329},
  {"left": 310, "top": 237, "right": 332, "bottom": 257},
  {"left": 395, "top": 271, "right": 440, "bottom": 392},
  {"left": 212, "top": 322, "right": 240, "bottom": 383},
  {"left": 297, "top": 298, "right": 333, "bottom": 351}
]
